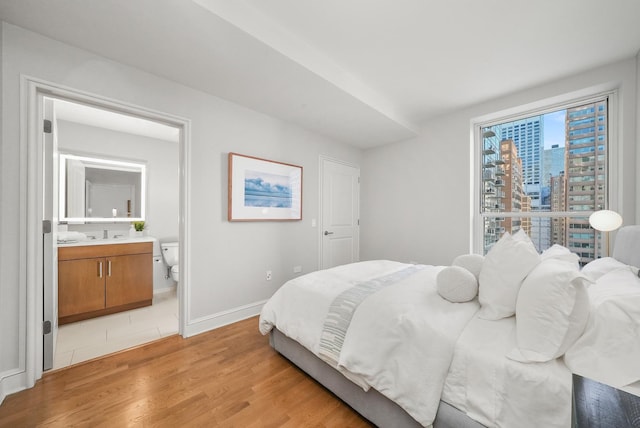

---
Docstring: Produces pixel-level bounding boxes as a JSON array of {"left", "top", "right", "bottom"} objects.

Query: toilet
[{"left": 160, "top": 242, "right": 179, "bottom": 282}]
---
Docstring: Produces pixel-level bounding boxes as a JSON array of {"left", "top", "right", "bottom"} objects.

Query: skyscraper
[
  {"left": 497, "top": 117, "right": 547, "bottom": 250},
  {"left": 497, "top": 116, "right": 544, "bottom": 201},
  {"left": 499, "top": 139, "right": 524, "bottom": 234},
  {"left": 482, "top": 134, "right": 525, "bottom": 253},
  {"left": 543, "top": 144, "right": 565, "bottom": 188},
  {"left": 481, "top": 129, "right": 503, "bottom": 252},
  {"left": 565, "top": 100, "right": 608, "bottom": 263}
]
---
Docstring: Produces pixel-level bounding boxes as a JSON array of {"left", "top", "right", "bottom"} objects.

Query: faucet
[
  {"left": 113, "top": 234, "right": 124, "bottom": 239},
  {"left": 103, "top": 229, "right": 108, "bottom": 239}
]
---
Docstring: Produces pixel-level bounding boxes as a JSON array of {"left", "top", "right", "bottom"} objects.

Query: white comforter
[
  {"left": 442, "top": 315, "right": 572, "bottom": 428},
  {"left": 259, "top": 260, "right": 480, "bottom": 426}
]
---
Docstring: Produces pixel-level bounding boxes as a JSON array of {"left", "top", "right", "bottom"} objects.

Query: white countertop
[{"left": 57, "top": 236, "right": 156, "bottom": 247}]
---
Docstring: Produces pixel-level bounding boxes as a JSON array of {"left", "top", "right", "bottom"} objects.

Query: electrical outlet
[
  {"left": 293, "top": 266, "right": 302, "bottom": 273},
  {"left": 266, "top": 270, "right": 272, "bottom": 281}
]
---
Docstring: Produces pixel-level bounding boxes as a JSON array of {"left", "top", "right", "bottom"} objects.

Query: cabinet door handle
[
  {"left": 98, "top": 261, "right": 103, "bottom": 278},
  {"left": 108, "top": 260, "right": 112, "bottom": 277}
]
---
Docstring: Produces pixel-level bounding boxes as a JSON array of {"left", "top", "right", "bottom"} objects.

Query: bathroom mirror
[{"left": 59, "top": 153, "right": 146, "bottom": 223}]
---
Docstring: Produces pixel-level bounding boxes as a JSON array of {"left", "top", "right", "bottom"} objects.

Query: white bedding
[
  {"left": 259, "top": 259, "right": 583, "bottom": 427},
  {"left": 442, "top": 314, "right": 572, "bottom": 428},
  {"left": 259, "top": 260, "right": 480, "bottom": 426},
  {"left": 565, "top": 266, "right": 640, "bottom": 388}
]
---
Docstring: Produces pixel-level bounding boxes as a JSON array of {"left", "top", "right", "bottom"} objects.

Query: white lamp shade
[{"left": 589, "top": 210, "right": 623, "bottom": 232}]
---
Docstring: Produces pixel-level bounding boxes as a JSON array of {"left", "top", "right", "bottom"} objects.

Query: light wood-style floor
[{"left": 0, "top": 316, "right": 371, "bottom": 427}]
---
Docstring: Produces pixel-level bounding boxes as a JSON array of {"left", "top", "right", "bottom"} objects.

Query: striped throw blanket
[{"left": 318, "top": 265, "right": 424, "bottom": 367}]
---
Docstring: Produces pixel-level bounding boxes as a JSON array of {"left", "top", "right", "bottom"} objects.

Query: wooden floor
[{"left": 0, "top": 316, "right": 371, "bottom": 427}]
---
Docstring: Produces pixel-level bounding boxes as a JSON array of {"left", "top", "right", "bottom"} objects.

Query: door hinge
[
  {"left": 43, "top": 320, "right": 52, "bottom": 335},
  {"left": 43, "top": 119, "right": 52, "bottom": 134},
  {"left": 42, "top": 219, "right": 52, "bottom": 234},
  {"left": 357, "top": 219, "right": 360, "bottom": 226}
]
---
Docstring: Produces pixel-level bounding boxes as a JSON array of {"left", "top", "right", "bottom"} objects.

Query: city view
[{"left": 481, "top": 98, "right": 608, "bottom": 264}]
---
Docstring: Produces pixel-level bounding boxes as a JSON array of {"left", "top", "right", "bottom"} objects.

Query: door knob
[{"left": 324, "top": 231, "right": 334, "bottom": 236}]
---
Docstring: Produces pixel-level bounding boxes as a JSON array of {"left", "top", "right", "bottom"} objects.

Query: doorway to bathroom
[{"left": 37, "top": 86, "right": 186, "bottom": 372}]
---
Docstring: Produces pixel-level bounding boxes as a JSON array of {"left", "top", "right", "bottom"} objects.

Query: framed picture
[{"left": 228, "top": 153, "right": 303, "bottom": 221}]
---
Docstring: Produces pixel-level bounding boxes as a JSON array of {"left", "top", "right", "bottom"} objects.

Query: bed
[{"left": 259, "top": 226, "right": 640, "bottom": 427}]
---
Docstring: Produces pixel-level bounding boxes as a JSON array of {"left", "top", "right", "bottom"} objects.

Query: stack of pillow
[
  {"left": 437, "top": 230, "right": 640, "bottom": 388},
  {"left": 437, "top": 230, "right": 592, "bottom": 363}
]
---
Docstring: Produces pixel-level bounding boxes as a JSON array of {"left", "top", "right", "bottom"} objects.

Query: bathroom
[{"left": 53, "top": 98, "right": 180, "bottom": 369}]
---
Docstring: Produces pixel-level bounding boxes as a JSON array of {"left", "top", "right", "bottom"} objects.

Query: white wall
[
  {"left": 57, "top": 120, "right": 179, "bottom": 243},
  {"left": 361, "top": 57, "right": 638, "bottom": 265},
  {"left": 0, "top": 22, "right": 361, "bottom": 398}
]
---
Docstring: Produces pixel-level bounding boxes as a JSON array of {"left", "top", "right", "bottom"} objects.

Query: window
[{"left": 477, "top": 95, "right": 611, "bottom": 265}]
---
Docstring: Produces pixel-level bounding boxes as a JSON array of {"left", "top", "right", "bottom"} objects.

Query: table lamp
[{"left": 588, "top": 210, "right": 623, "bottom": 257}]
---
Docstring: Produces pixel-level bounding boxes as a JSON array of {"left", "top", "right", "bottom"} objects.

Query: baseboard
[
  {"left": 184, "top": 299, "right": 267, "bottom": 338},
  {"left": 0, "top": 368, "right": 27, "bottom": 406}
]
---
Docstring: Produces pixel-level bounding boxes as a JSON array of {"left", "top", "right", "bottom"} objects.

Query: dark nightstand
[{"left": 572, "top": 374, "right": 640, "bottom": 427}]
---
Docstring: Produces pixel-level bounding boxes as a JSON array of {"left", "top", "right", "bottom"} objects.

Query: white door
[
  {"left": 42, "top": 96, "right": 58, "bottom": 371},
  {"left": 320, "top": 158, "right": 360, "bottom": 269}
]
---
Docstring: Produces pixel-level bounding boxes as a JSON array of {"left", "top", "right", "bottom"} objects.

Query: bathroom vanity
[{"left": 58, "top": 239, "right": 153, "bottom": 324}]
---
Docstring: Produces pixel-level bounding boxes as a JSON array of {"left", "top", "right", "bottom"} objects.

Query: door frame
[
  {"left": 22, "top": 76, "right": 191, "bottom": 383},
  {"left": 42, "top": 97, "right": 56, "bottom": 371},
  {"left": 318, "top": 155, "right": 360, "bottom": 269}
]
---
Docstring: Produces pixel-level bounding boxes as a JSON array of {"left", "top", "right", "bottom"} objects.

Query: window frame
[{"left": 471, "top": 89, "right": 620, "bottom": 255}]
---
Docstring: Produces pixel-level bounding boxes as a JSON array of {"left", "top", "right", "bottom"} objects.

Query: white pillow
[
  {"left": 478, "top": 232, "right": 540, "bottom": 320},
  {"left": 452, "top": 254, "right": 484, "bottom": 280},
  {"left": 508, "top": 258, "right": 591, "bottom": 363},
  {"left": 564, "top": 268, "right": 640, "bottom": 387},
  {"left": 581, "top": 257, "right": 631, "bottom": 282},
  {"left": 437, "top": 266, "right": 478, "bottom": 303},
  {"left": 541, "top": 244, "right": 579, "bottom": 268},
  {"left": 512, "top": 228, "right": 531, "bottom": 243}
]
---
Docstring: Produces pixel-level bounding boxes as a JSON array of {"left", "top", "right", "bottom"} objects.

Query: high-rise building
[
  {"left": 497, "top": 117, "right": 547, "bottom": 249},
  {"left": 543, "top": 144, "right": 565, "bottom": 187},
  {"left": 499, "top": 139, "right": 524, "bottom": 234},
  {"left": 481, "top": 135, "right": 525, "bottom": 252},
  {"left": 497, "top": 117, "right": 544, "bottom": 208},
  {"left": 565, "top": 100, "right": 608, "bottom": 264},
  {"left": 481, "top": 129, "right": 503, "bottom": 252},
  {"left": 530, "top": 143, "right": 566, "bottom": 252}
]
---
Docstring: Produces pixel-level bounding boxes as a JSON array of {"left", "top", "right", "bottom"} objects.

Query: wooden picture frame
[{"left": 228, "top": 153, "right": 302, "bottom": 221}]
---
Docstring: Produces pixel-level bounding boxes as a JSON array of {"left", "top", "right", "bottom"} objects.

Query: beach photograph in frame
[{"left": 228, "top": 153, "right": 302, "bottom": 221}]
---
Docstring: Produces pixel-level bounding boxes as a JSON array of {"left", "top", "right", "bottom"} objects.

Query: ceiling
[{"left": 2, "top": 0, "right": 640, "bottom": 149}]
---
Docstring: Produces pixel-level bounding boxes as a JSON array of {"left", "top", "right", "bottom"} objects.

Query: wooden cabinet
[
  {"left": 58, "top": 242, "right": 153, "bottom": 324},
  {"left": 58, "top": 258, "right": 106, "bottom": 317}
]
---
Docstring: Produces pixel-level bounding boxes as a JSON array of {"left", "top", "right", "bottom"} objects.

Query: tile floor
[{"left": 53, "top": 288, "right": 179, "bottom": 370}]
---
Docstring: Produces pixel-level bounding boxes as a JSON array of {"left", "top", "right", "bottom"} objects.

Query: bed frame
[{"left": 270, "top": 328, "right": 485, "bottom": 428}]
